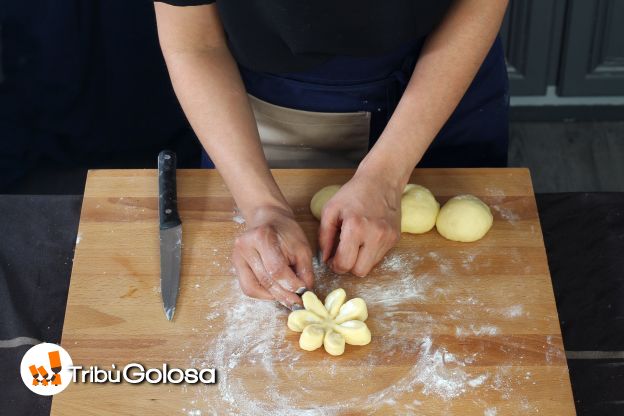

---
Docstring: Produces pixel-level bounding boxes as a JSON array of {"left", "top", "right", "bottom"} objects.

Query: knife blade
[{"left": 158, "top": 150, "right": 182, "bottom": 321}]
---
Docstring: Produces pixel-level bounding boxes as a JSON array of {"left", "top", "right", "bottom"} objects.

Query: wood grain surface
[{"left": 52, "top": 168, "right": 575, "bottom": 415}]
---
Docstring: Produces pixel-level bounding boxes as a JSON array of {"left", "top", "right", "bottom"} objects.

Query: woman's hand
[
  {"left": 318, "top": 172, "right": 402, "bottom": 277},
  {"left": 232, "top": 206, "right": 314, "bottom": 309}
]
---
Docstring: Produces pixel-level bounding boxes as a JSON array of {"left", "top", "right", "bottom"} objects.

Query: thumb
[{"left": 318, "top": 206, "right": 341, "bottom": 263}]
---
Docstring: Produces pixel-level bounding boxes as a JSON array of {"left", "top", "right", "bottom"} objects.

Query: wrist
[
  {"left": 225, "top": 173, "right": 293, "bottom": 221},
  {"left": 239, "top": 201, "right": 295, "bottom": 226},
  {"left": 244, "top": 203, "right": 295, "bottom": 227},
  {"left": 353, "top": 162, "right": 407, "bottom": 207},
  {"left": 355, "top": 153, "right": 411, "bottom": 193}
]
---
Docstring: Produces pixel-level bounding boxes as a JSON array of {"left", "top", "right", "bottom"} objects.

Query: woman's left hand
[{"left": 318, "top": 171, "right": 402, "bottom": 277}]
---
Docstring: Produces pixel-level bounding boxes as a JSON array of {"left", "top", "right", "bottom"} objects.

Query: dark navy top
[{"left": 155, "top": 0, "right": 453, "bottom": 73}]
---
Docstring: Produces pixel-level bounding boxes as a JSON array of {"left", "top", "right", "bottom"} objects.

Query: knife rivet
[{"left": 165, "top": 208, "right": 172, "bottom": 214}]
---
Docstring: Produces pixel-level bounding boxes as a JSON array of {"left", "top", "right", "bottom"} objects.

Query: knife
[{"left": 158, "top": 150, "right": 182, "bottom": 321}]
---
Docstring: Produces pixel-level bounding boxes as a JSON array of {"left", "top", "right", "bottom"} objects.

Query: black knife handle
[{"left": 158, "top": 150, "right": 181, "bottom": 230}]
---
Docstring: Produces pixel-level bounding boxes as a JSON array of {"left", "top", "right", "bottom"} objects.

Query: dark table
[{"left": 1, "top": 193, "right": 623, "bottom": 416}]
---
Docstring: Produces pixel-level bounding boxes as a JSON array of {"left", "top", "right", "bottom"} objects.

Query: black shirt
[{"left": 156, "top": 1, "right": 453, "bottom": 73}]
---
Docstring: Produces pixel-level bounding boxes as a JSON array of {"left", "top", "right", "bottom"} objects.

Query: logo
[
  {"left": 20, "top": 342, "right": 216, "bottom": 393},
  {"left": 20, "top": 343, "right": 73, "bottom": 396}
]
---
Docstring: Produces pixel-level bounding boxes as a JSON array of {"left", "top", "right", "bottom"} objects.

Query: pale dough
[
  {"left": 310, "top": 184, "right": 341, "bottom": 220},
  {"left": 436, "top": 194, "right": 493, "bottom": 242},
  {"left": 287, "top": 288, "right": 371, "bottom": 356},
  {"left": 400, "top": 184, "right": 440, "bottom": 234},
  {"left": 310, "top": 184, "right": 439, "bottom": 234}
]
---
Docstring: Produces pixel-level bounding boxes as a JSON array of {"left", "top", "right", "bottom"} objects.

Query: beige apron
[{"left": 248, "top": 94, "right": 371, "bottom": 168}]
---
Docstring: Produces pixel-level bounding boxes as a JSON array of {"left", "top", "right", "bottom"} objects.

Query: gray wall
[{"left": 503, "top": 0, "right": 624, "bottom": 98}]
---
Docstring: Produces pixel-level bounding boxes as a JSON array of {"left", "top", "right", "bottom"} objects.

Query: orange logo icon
[
  {"left": 20, "top": 343, "right": 73, "bottom": 395},
  {"left": 28, "top": 350, "right": 63, "bottom": 387}
]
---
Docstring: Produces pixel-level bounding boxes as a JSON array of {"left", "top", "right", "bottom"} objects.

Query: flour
[
  {"left": 484, "top": 187, "right": 513, "bottom": 227},
  {"left": 187, "top": 250, "right": 525, "bottom": 414},
  {"left": 415, "top": 337, "right": 474, "bottom": 399},
  {"left": 456, "top": 296, "right": 480, "bottom": 305},
  {"left": 502, "top": 305, "right": 523, "bottom": 318},
  {"left": 461, "top": 253, "right": 477, "bottom": 270},
  {"left": 428, "top": 251, "right": 453, "bottom": 275},
  {"left": 493, "top": 366, "right": 513, "bottom": 400},
  {"left": 359, "top": 272, "right": 434, "bottom": 308},
  {"left": 456, "top": 325, "right": 499, "bottom": 338},
  {"left": 484, "top": 407, "right": 497, "bottom": 416},
  {"left": 485, "top": 187, "right": 505, "bottom": 198},
  {"left": 205, "top": 311, "right": 221, "bottom": 321},
  {"left": 491, "top": 204, "right": 520, "bottom": 224},
  {"left": 468, "top": 374, "right": 489, "bottom": 388},
  {"left": 378, "top": 253, "right": 423, "bottom": 272}
]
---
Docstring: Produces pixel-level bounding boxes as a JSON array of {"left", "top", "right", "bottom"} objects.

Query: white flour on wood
[
  {"left": 188, "top": 249, "right": 533, "bottom": 414},
  {"left": 490, "top": 204, "right": 520, "bottom": 224}
]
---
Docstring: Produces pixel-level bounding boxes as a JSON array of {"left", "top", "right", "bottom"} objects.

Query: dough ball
[
  {"left": 436, "top": 195, "right": 493, "bottom": 242},
  {"left": 310, "top": 183, "right": 439, "bottom": 235},
  {"left": 400, "top": 184, "right": 440, "bottom": 234},
  {"left": 310, "top": 185, "right": 341, "bottom": 220}
]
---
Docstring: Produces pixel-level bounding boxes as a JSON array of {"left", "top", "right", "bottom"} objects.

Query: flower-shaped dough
[{"left": 287, "top": 288, "right": 371, "bottom": 356}]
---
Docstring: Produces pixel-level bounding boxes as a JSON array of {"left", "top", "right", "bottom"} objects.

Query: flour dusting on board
[
  {"left": 490, "top": 204, "right": 520, "bottom": 224},
  {"left": 502, "top": 305, "right": 524, "bottom": 318},
  {"left": 484, "top": 407, "right": 498, "bottom": 416},
  {"left": 187, "top": 249, "right": 534, "bottom": 414}
]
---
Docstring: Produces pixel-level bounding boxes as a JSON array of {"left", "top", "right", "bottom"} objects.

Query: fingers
[
  {"left": 293, "top": 244, "right": 314, "bottom": 290},
  {"left": 328, "top": 217, "right": 400, "bottom": 277},
  {"left": 234, "top": 233, "right": 302, "bottom": 308},
  {"left": 351, "top": 243, "right": 384, "bottom": 278},
  {"left": 246, "top": 248, "right": 302, "bottom": 308},
  {"left": 232, "top": 249, "right": 273, "bottom": 301},
  {"left": 318, "top": 204, "right": 340, "bottom": 263},
  {"left": 351, "top": 222, "right": 399, "bottom": 277},
  {"left": 256, "top": 229, "right": 307, "bottom": 293},
  {"left": 316, "top": 176, "right": 403, "bottom": 277},
  {"left": 329, "top": 218, "right": 363, "bottom": 274}
]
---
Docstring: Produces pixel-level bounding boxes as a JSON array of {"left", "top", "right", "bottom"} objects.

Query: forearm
[
  {"left": 357, "top": 0, "right": 509, "bottom": 188},
  {"left": 162, "top": 47, "right": 290, "bottom": 217},
  {"left": 153, "top": 0, "right": 291, "bottom": 218}
]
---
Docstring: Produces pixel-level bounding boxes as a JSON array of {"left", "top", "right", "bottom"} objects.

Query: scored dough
[
  {"left": 436, "top": 194, "right": 493, "bottom": 242},
  {"left": 310, "top": 184, "right": 439, "bottom": 234},
  {"left": 288, "top": 289, "right": 371, "bottom": 356}
]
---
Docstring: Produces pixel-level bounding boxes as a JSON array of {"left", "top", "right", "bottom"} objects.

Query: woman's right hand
[{"left": 232, "top": 205, "right": 314, "bottom": 309}]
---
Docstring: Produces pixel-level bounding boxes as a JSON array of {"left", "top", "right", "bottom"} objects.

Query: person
[{"left": 153, "top": 1, "right": 510, "bottom": 310}]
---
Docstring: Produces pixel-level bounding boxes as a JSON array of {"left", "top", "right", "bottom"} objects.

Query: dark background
[
  {"left": 0, "top": 1, "right": 623, "bottom": 416},
  {"left": 0, "top": 1, "right": 203, "bottom": 192}
]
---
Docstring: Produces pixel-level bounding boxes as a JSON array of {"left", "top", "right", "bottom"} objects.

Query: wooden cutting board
[{"left": 52, "top": 168, "right": 575, "bottom": 415}]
